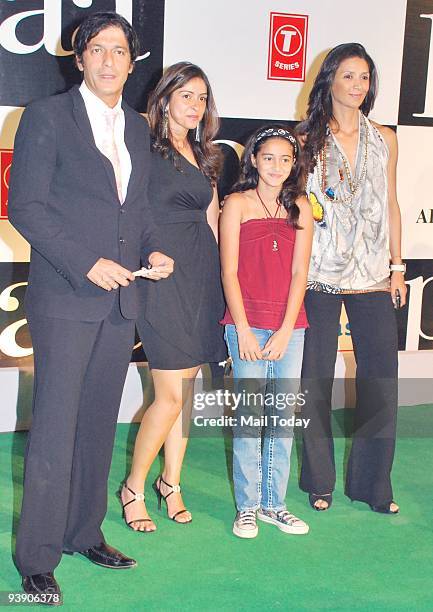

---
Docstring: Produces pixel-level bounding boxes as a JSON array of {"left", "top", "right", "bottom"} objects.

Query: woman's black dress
[{"left": 137, "top": 151, "right": 226, "bottom": 370}]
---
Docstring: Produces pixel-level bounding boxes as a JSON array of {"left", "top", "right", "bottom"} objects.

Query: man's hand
[
  {"left": 87, "top": 258, "right": 135, "bottom": 291},
  {"left": 143, "top": 251, "right": 174, "bottom": 280}
]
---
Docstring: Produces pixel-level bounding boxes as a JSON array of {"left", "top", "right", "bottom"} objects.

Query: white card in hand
[{"left": 132, "top": 268, "right": 154, "bottom": 278}]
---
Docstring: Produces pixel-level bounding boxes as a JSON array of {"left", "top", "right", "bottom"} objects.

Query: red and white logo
[
  {"left": 1, "top": 150, "right": 13, "bottom": 220},
  {"left": 268, "top": 12, "right": 308, "bottom": 82}
]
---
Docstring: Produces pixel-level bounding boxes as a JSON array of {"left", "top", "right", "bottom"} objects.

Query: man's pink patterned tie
[{"left": 102, "top": 109, "right": 123, "bottom": 203}]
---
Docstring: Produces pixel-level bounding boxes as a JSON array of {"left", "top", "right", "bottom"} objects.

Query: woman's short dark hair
[
  {"left": 297, "top": 42, "right": 378, "bottom": 173},
  {"left": 73, "top": 11, "right": 140, "bottom": 63},
  {"left": 147, "top": 62, "right": 222, "bottom": 182},
  {"left": 231, "top": 124, "right": 304, "bottom": 227}
]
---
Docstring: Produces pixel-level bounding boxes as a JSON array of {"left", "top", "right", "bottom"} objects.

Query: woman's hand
[
  {"left": 262, "top": 328, "right": 292, "bottom": 361},
  {"left": 390, "top": 271, "right": 407, "bottom": 307},
  {"left": 237, "top": 327, "right": 263, "bottom": 361}
]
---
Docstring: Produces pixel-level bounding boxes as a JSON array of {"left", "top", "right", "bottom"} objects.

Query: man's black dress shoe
[
  {"left": 77, "top": 542, "right": 137, "bottom": 569},
  {"left": 22, "top": 573, "right": 62, "bottom": 606}
]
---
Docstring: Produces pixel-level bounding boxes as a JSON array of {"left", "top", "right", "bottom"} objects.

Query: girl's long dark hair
[
  {"left": 231, "top": 124, "right": 304, "bottom": 227},
  {"left": 147, "top": 61, "right": 222, "bottom": 182},
  {"left": 298, "top": 43, "right": 378, "bottom": 173}
]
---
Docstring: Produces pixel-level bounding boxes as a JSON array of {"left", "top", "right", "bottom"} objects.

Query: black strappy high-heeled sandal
[
  {"left": 117, "top": 481, "right": 156, "bottom": 532},
  {"left": 152, "top": 475, "right": 192, "bottom": 524},
  {"left": 309, "top": 493, "right": 333, "bottom": 511}
]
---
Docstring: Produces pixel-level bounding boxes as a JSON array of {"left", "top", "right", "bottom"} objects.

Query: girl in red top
[{"left": 219, "top": 125, "right": 313, "bottom": 539}]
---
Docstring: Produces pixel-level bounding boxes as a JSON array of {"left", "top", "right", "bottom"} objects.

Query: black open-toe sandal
[
  {"left": 153, "top": 475, "right": 192, "bottom": 524},
  {"left": 309, "top": 493, "right": 333, "bottom": 511},
  {"left": 369, "top": 500, "right": 399, "bottom": 515},
  {"left": 118, "top": 482, "right": 156, "bottom": 532}
]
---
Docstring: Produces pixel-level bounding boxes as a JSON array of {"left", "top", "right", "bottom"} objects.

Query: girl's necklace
[{"left": 256, "top": 188, "right": 282, "bottom": 252}]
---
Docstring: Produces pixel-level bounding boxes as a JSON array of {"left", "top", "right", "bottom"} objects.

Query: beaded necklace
[{"left": 316, "top": 112, "right": 369, "bottom": 206}]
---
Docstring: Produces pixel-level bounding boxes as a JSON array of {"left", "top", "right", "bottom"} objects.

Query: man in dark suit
[{"left": 8, "top": 12, "right": 173, "bottom": 602}]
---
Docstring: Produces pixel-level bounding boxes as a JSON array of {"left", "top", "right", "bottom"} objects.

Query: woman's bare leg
[
  {"left": 159, "top": 373, "right": 198, "bottom": 522},
  {"left": 121, "top": 366, "right": 200, "bottom": 530}
]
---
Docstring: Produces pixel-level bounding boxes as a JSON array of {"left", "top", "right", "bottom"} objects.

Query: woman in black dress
[{"left": 119, "top": 62, "right": 226, "bottom": 530}]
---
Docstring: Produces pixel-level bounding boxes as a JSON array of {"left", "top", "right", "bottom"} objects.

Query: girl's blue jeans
[{"left": 224, "top": 324, "right": 305, "bottom": 511}]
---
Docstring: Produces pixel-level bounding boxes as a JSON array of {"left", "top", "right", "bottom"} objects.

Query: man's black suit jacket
[{"left": 9, "top": 85, "right": 161, "bottom": 322}]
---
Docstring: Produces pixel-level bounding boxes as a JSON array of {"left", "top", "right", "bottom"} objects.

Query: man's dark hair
[{"left": 73, "top": 11, "right": 140, "bottom": 63}]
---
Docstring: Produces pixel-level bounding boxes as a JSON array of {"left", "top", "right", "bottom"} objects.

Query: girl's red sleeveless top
[{"left": 220, "top": 219, "right": 308, "bottom": 331}]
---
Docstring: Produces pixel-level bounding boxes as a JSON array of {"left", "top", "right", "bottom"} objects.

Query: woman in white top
[{"left": 297, "top": 43, "right": 406, "bottom": 514}]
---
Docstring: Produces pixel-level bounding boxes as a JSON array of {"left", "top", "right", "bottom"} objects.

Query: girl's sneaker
[
  {"left": 233, "top": 510, "right": 258, "bottom": 538},
  {"left": 257, "top": 508, "right": 309, "bottom": 534}
]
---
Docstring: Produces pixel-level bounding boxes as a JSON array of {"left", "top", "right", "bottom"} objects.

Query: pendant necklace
[{"left": 256, "top": 188, "right": 282, "bottom": 252}]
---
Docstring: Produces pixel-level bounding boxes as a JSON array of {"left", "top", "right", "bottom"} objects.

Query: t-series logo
[
  {"left": 0, "top": 0, "right": 134, "bottom": 56},
  {"left": 267, "top": 12, "right": 308, "bottom": 82},
  {"left": 399, "top": 0, "right": 433, "bottom": 125}
]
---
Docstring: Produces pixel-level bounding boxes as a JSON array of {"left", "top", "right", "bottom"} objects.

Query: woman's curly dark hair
[
  {"left": 147, "top": 62, "right": 222, "bottom": 182},
  {"left": 231, "top": 124, "right": 304, "bottom": 227},
  {"left": 297, "top": 43, "right": 378, "bottom": 173}
]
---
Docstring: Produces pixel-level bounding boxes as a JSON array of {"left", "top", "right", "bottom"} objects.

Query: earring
[
  {"left": 195, "top": 122, "right": 200, "bottom": 142},
  {"left": 162, "top": 107, "right": 168, "bottom": 139}
]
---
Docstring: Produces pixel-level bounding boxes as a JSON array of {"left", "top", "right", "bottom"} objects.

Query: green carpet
[{"left": 1, "top": 406, "right": 432, "bottom": 611}]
